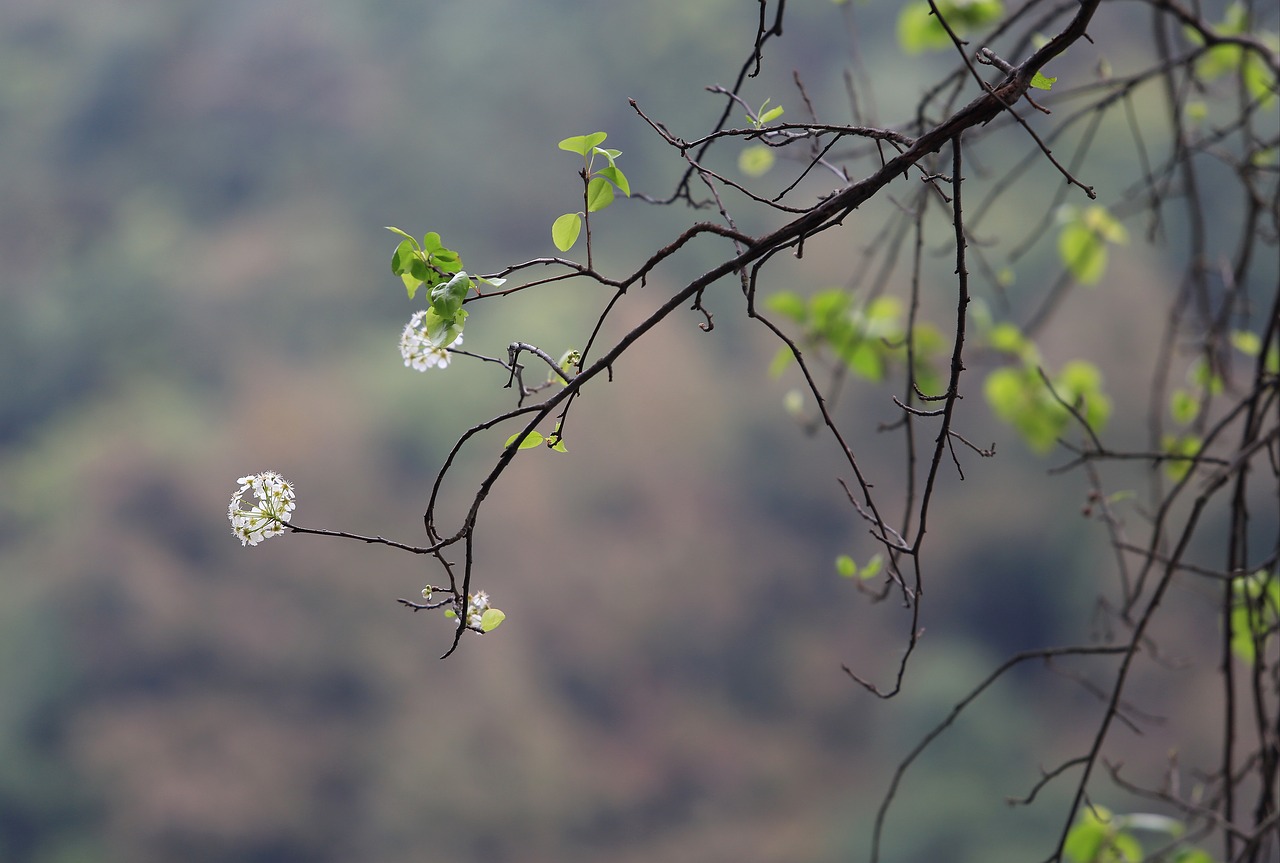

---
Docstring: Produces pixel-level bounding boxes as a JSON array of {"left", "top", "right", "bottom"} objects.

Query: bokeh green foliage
[
  {"left": 0, "top": 0, "right": 1271, "bottom": 861},
  {"left": 1186, "top": 1, "right": 1279, "bottom": 105},
  {"left": 1064, "top": 806, "right": 1216, "bottom": 863},
  {"left": 766, "top": 290, "right": 946, "bottom": 395},
  {"left": 982, "top": 322, "right": 1110, "bottom": 454},
  {"left": 898, "top": 0, "right": 1005, "bottom": 54},
  {"left": 1229, "top": 569, "right": 1279, "bottom": 665}
]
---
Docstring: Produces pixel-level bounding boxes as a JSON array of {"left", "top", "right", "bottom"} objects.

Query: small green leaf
[
  {"left": 385, "top": 225, "right": 419, "bottom": 246},
  {"left": 862, "top": 296, "right": 903, "bottom": 334},
  {"left": 1084, "top": 206, "right": 1129, "bottom": 244},
  {"left": 596, "top": 165, "right": 631, "bottom": 197},
  {"left": 769, "top": 346, "right": 795, "bottom": 378},
  {"left": 505, "top": 431, "right": 545, "bottom": 450},
  {"left": 1057, "top": 206, "right": 1127, "bottom": 284},
  {"left": 422, "top": 307, "right": 466, "bottom": 348},
  {"left": 1059, "top": 360, "right": 1111, "bottom": 430},
  {"left": 1243, "top": 45, "right": 1279, "bottom": 105},
  {"left": 400, "top": 276, "right": 424, "bottom": 299},
  {"left": 422, "top": 231, "right": 443, "bottom": 252},
  {"left": 1111, "top": 832, "right": 1144, "bottom": 862},
  {"left": 552, "top": 213, "right": 582, "bottom": 252},
  {"left": 1064, "top": 806, "right": 1112, "bottom": 863},
  {"left": 860, "top": 554, "right": 883, "bottom": 580},
  {"left": 738, "top": 144, "right": 775, "bottom": 177},
  {"left": 759, "top": 104, "right": 785, "bottom": 124},
  {"left": 1196, "top": 43, "right": 1242, "bottom": 81},
  {"left": 1229, "top": 570, "right": 1279, "bottom": 664},
  {"left": 558, "top": 132, "right": 608, "bottom": 156},
  {"left": 898, "top": 2, "right": 950, "bottom": 53},
  {"left": 586, "top": 176, "right": 615, "bottom": 212},
  {"left": 836, "top": 555, "right": 857, "bottom": 578},
  {"left": 1057, "top": 359, "right": 1101, "bottom": 394},
  {"left": 1030, "top": 70, "right": 1057, "bottom": 90},
  {"left": 845, "top": 341, "right": 884, "bottom": 381},
  {"left": 1162, "top": 433, "right": 1201, "bottom": 480},
  {"left": 765, "top": 291, "right": 808, "bottom": 323},
  {"left": 391, "top": 239, "right": 416, "bottom": 273},
  {"left": 392, "top": 240, "right": 426, "bottom": 298},
  {"left": 809, "top": 289, "right": 849, "bottom": 323},
  {"left": 480, "top": 608, "right": 506, "bottom": 632},
  {"left": 1059, "top": 222, "right": 1107, "bottom": 284},
  {"left": 1188, "top": 357, "right": 1224, "bottom": 394},
  {"left": 898, "top": 0, "right": 1005, "bottom": 54},
  {"left": 1170, "top": 389, "right": 1198, "bottom": 425},
  {"left": 430, "top": 270, "right": 473, "bottom": 312},
  {"left": 433, "top": 249, "right": 462, "bottom": 269},
  {"left": 989, "top": 322, "right": 1029, "bottom": 355},
  {"left": 1230, "top": 329, "right": 1262, "bottom": 356}
]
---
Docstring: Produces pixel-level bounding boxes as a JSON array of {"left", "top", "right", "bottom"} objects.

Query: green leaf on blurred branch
[
  {"left": 1057, "top": 205, "right": 1128, "bottom": 285},
  {"left": 898, "top": 0, "right": 1004, "bottom": 54}
]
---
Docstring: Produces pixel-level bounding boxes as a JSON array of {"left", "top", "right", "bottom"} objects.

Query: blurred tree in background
[{"left": 0, "top": 1, "right": 1276, "bottom": 862}]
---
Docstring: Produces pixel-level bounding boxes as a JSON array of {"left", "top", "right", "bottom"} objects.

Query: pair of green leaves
[
  {"left": 836, "top": 553, "right": 883, "bottom": 581},
  {"left": 504, "top": 422, "right": 568, "bottom": 454},
  {"left": 739, "top": 99, "right": 786, "bottom": 178},
  {"left": 748, "top": 98, "right": 785, "bottom": 129},
  {"left": 552, "top": 133, "right": 631, "bottom": 252}
]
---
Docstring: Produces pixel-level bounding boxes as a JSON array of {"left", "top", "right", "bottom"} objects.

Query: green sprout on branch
[{"left": 552, "top": 132, "right": 631, "bottom": 253}]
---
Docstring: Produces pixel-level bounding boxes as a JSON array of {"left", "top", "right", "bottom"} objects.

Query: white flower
[
  {"left": 399, "top": 311, "right": 463, "bottom": 371},
  {"left": 228, "top": 471, "right": 296, "bottom": 546},
  {"left": 464, "top": 590, "right": 490, "bottom": 629}
]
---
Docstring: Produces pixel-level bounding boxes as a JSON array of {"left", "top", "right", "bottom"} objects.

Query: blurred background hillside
[{"left": 0, "top": 2, "right": 1270, "bottom": 862}]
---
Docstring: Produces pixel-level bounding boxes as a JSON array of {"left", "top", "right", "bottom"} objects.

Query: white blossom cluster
[
  {"left": 462, "top": 590, "right": 492, "bottom": 630},
  {"left": 399, "top": 311, "right": 463, "bottom": 371},
  {"left": 228, "top": 471, "right": 296, "bottom": 546}
]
